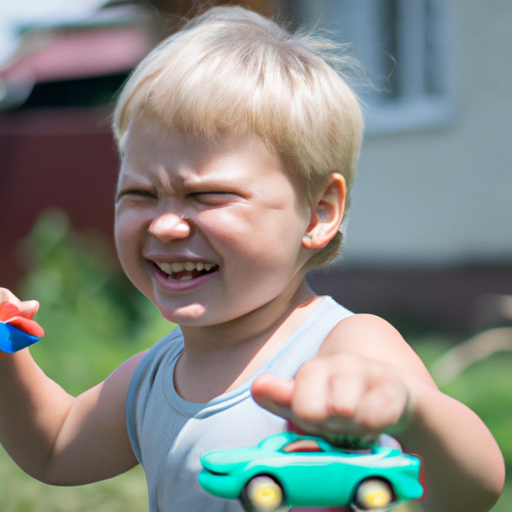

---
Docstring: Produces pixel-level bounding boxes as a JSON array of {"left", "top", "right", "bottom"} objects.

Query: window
[
  {"left": 282, "top": 440, "right": 324, "bottom": 453},
  {"left": 275, "top": 0, "right": 453, "bottom": 133}
]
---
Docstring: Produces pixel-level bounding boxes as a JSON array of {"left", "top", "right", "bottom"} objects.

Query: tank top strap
[{"left": 263, "top": 296, "right": 353, "bottom": 380}]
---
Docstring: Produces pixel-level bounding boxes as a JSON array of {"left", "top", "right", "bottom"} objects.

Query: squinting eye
[
  {"left": 191, "top": 192, "right": 236, "bottom": 205},
  {"left": 116, "top": 189, "right": 158, "bottom": 203}
]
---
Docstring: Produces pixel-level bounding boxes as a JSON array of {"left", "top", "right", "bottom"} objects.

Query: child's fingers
[
  {"left": 0, "top": 288, "right": 19, "bottom": 306},
  {"left": 326, "top": 368, "right": 366, "bottom": 419},
  {"left": 0, "top": 301, "right": 20, "bottom": 321},
  {"left": 251, "top": 375, "right": 325, "bottom": 436},
  {"left": 20, "top": 300, "right": 40, "bottom": 319},
  {"left": 0, "top": 288, "right": 40, "bottom": 321},
  {"left": 255, "top": 355, "right": 410, "bottom": 441},
  {"left": 291, "top": 359, "right": 331, "bottom": 422},
  {"left": 356, "top": 381, "right": 408, "bottom": 432},
  {"left": 0, "top": 301, "right": 40, "bottom": 321},
  {"left": 291, "top": 357, "right": 375, "bottom": 437},
  {"left": 251, "top": 374, "right": 294, "bottom": 417}
]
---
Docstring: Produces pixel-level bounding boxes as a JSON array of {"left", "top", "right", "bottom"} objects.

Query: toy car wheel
[
  {"left": 240, "top": 475, "right": 287, "bottom": 512},
  {"left": 353, "top": 478, "right": 394, "bottom": 510}
]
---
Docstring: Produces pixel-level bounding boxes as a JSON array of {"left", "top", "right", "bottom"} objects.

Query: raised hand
[{"left": 251, "top": 353, "right": 409, "bottom": 443}]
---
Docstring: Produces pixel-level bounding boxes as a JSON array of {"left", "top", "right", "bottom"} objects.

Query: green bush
[{"left": 16, "top": 209, "right": 173, "bottom": 394}]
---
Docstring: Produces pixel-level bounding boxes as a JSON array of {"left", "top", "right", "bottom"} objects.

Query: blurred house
[
  {"left": 0, "top": 3, "right": 154, "bottom": 289},
  {"left": 1, "top": 0, "right": 511, "bottom": 334},
  {"left": 284, "top": 0, "right": 512, "bottom": 334}
]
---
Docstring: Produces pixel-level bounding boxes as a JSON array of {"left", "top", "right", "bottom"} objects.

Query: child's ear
[{"left": 302, "top": 173, "right": 346, "bottom": 250}]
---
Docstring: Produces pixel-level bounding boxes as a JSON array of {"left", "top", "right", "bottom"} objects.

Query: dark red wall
[{"left": 0, "top": 108, "right": 119, "bottom": 289}]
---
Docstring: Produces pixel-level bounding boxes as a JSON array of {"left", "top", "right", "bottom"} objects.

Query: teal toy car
[{"left": 198, "top": 431, "right": 423, "bottom": 511}]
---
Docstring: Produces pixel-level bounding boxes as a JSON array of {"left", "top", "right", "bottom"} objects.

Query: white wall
[{"left": 341, "top": 0, "right": 512, "bottom": 267}]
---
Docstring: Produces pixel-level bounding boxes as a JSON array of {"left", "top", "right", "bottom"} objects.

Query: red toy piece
[{"left": 0, "top": 302, "right": 44, "bottom": 353}]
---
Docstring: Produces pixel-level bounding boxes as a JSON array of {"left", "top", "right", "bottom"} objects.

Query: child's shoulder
[
  {"left": 324, "top": 312, "right": 415, "bottom": 360},
  {"left": 320, "top": 312, "right": 435, "bottom": 384}
]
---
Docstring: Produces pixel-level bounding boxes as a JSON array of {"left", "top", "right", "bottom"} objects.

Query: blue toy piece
[{"left": 0, "top": 321, "right": 41, "bottom": 354}]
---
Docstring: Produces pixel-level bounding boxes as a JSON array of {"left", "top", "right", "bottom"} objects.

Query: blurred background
[{"left": 0, "top": 0, "right": 511, "bottom": 511}]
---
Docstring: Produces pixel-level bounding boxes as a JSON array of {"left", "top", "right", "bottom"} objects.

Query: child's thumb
[{"left": 251, "top": 374, "right": 294, "bottom": 418}]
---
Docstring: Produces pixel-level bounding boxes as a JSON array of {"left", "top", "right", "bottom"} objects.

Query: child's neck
[{"left": 173, "top": 282, "right": 320, "bottom": 403}]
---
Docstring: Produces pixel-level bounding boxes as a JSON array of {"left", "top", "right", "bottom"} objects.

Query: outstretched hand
[{"left": 251, "top": 353, "right": 410, "bottom": 442}]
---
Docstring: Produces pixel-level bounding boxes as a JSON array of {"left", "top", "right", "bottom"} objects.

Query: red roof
[{"left": 0, "top": 24, "right": 151, "bottom": 84}]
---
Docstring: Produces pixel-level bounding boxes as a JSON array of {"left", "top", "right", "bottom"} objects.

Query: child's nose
[{"left": 148, "top": 213, "right": 190, "bottom": 242}]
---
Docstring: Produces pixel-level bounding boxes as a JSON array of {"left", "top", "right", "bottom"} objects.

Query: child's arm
[
  {"left": 0, "top": 288, "right": 142, "bottom": 485},
  {"left": 252, "top": 313, "right": 505, "bottom": 512}
]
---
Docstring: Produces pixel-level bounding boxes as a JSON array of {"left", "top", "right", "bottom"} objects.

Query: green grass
[
  {"left": 0, "top": 453, "right": 147, "bottom": 512},
  {"left": 412, "top": 336, "right": 512, "bottom": 511},
  {"left": 443, "top": 354, "right": 512, "bottom": 512}
]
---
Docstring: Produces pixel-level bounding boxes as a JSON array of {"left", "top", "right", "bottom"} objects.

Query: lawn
[
  {"left": 411, "top": 336, "right": 512, "bottom": 512},
  {"left": 0, "top": 455, "right": 147, "bottom": 512}
]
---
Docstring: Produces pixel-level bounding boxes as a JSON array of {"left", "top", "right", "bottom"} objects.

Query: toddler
[{"left": 0, "top": 6, "right": 504, "bottom": 512}]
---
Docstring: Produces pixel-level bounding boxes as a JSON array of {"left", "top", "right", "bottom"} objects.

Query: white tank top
[{"left": 126, "top": 296, "right": 353, "bottom": 511}]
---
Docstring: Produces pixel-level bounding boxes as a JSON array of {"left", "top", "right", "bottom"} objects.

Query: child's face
[{"left": 115, "top": 120, "right": 313, "bottom": 327}]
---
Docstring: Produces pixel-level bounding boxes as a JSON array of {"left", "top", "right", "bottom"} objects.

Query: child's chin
[{"left": 159, "top": 303, "right": 207, "bottom": 324}]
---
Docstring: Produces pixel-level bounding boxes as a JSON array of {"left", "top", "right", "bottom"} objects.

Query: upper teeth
[{"left": 157, "top": 262, "right": 214, "bottom": 274}]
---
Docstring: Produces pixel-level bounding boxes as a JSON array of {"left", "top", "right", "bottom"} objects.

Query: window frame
[{"left": 275, "top": 0, "right": 455, "bottom": 134}]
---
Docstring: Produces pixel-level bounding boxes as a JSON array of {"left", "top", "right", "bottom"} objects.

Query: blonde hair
[{"left": 113, "top": 6, "right": 364, "bottom": 267}]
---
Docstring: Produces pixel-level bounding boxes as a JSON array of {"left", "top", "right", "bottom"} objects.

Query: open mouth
[{"left": 153, "top": 261, "right": 219, "bottom": 281}]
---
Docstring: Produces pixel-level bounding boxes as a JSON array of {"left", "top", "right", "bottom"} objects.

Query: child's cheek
[{"left": 114, "top": 214, "right": 151, "bottom": 293}]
